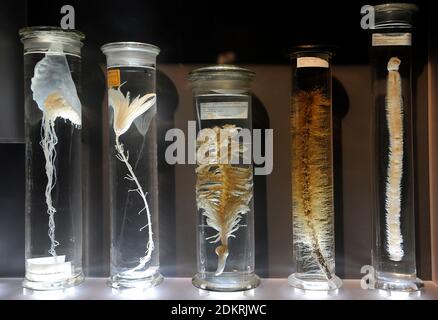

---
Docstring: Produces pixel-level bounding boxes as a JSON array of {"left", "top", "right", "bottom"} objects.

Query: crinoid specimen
[
  {"left": 291, "top": 88, "right": 334, "bottom": 280},
  {"left": 196, "top": 125, "right": 253, "bottom": 276},
  {"left": 108, "top": 84, "right": 156, "bottom": 270},
  {"left": 385, "top": 57, "right": 404, "bottom": 262},
  {"left": 31, "top": 54, "right": 82, "bottom": 257}
]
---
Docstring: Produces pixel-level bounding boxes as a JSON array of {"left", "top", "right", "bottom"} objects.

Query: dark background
[{"left": 0, "top": 0, "right": 435, "bottom": 280}]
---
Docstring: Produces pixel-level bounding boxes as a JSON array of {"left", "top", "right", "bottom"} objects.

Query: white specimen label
[
  {"left": 297, "top": 57, "right": 329, "bottom": 68},
  {"left": 200, "top": 101, "right": 248, "bottom": 120},
  {"left": 372, "top": 33, "right": 412, "bottom": 46},
  {"left": 26, "top": 256, "right": 72, "bottom": 282}
]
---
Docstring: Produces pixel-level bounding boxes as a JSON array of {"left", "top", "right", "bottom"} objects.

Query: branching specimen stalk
[
  {"left": 108, "top": 85, "right": 156, "bottom": 270},
  {"left": 385, "top": 57, "right": 404, "bottom": 262},
  {"left": 115, "top": 135, "right": 153, "bottom": 268}
]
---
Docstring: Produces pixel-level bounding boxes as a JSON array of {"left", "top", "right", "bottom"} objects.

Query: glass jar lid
[
  {"left": 101, "top": 42, "right": 160, "bottom": 68},
  {"left": 189, "top": 65, "right": 255, "bottom": 82},
  {"left": 373, "top": 3, "right": 418, "bottom": 29},
  {"left": 19, "top": 26, "right": 85, "bottom": 55}
]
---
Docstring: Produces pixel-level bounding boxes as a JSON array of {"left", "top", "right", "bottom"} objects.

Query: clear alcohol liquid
[
  {"left": 23, "top": 52, "right": 83, "bottom": 290},
  {"left": 193, "top": 93, "right": 259, "bottom": 291},
  {"left": 370, "top": 39, "right": 422, "bottom": 291},
  {"left": 108, "top": 66, "right": 162, "bottom": 289},
  {"left": 289, "top": 61, "right": 341, "bottom": 290}
]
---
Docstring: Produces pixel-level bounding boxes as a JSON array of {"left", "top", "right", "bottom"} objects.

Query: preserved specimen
[
  {"left": 190, "top": 65, "right": 260, "bottom": 291},
  {"left": 196, "top": 124, "right": 253, "bottom": 276},
  {"left": 288, "top": 46, "right": 342, "bottom": 291},
  {"left": 20, "top": 27, "right": 84, "bottom": 290},
  {"left": 369, "top": 3, "right": 423, "bottom": 292},
  {"left": 385, "top": 57, "right": 404, "bottom": 262},
  {"left": 102, "top": 42, "right": 163, "bottom": 290}
]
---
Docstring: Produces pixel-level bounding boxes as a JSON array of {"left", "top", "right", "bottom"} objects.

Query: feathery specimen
[
  {"left": 196, "top": 125, "right": 253, "bottom": 276},
  {"left": 291, "top": 88, "right": 334, "bottom": 280},
  {"left": 385, "top": 57, "right": 404, "bottom": 262},
  {"left": 108, "top": 84, "right": 156, "bottom": 270}
]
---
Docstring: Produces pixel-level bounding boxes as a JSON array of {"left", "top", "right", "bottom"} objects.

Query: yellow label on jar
[{"left": 107, "top": 69, "right": 121, "bottom": 88}]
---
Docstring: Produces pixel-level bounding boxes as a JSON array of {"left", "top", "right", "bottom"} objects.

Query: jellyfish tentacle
[{"left": 40, "top": 115, "right": 60, "bottom": 257}]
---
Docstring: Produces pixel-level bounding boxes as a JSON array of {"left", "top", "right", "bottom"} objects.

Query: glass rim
[
  {"left": 373, "top": 3, "right": 419, "bottom": 14},
  {"left": 189, "top": 65, "right": 255, "bottom": 81},
  {"left": 19, "top": 26, "right": 85, "bottom": 42},
  {"left": 101, "top": 42, "right": 160, "bottom": 56},
  {"left": 289, "top": 44, "right": 335, "bottom": 58}
]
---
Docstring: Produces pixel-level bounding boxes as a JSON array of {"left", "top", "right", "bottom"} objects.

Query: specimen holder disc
[
  {"left": 192, "top": 272, "right": 260, "bottom": 292},
  {"left": 288, "top": 273, "right": 342, "bottom": 291},
  {"left": 108, "top": 272, "right": 163, "bottom": 291},
  {"left": 22, "top": 272, "right": 84, "bottom": 291}
]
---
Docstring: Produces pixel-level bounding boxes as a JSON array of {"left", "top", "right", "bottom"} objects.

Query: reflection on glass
[
  {"left": 20, "top": 26, "right": 84, "bottom": 291},
  {"left": 189, "top": 65, "right": 260, "bottom": 292},
  {"left": 369, "top": 3, "right": 423, "bottom": 292},
  {"left": 288, "top": 46, "right": 342, "bottom": 291},
  {"left": 102, "top": 42, "right": 163, "bottom": 290}
]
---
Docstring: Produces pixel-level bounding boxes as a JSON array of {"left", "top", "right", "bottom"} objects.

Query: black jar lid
[
  {"left": 289, "top": 45, "right": 336, "bottom": 58},
  {"left": 373, "top": 3, "right": 418, "bottom": 29}
]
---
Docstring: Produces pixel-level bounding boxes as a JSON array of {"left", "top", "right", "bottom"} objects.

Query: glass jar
[
  {"left": 19, "top": 26, "right": 85, "bottom": 291},
  {"left": 189, "top": 65, "right": 260, "bottom": 291},
  {"left": 288, "top": 46, "right": 342, "bottom": 291},
  {"left": 101, "top": 42, "right": 163, "bottom": 290},
  {"left": 369, "top": 3, "right": 423, "bottom": 292}
]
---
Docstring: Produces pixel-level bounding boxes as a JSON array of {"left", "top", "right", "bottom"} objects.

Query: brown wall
[
  {"left": 159, "top": 63, "right": 431, "bottom": 279},
  {"left": 429, "top": 9, "right": 438, "bottom": 284}
]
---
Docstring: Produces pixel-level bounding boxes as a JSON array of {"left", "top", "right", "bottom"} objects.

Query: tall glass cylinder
[
  {"left": 19, "top": 27, "right": 84, "bottom": 290},
  {"left": 101, "top": 42, "right": 162, "bottom": 290},
  {"left": 288, "top": 47, "right": 342, "bottom": 291},
  {"left": 189, "top": 66, "right": 260, "bottom": 291},
  {"left": 370, "top": 3, "right": 423, "bottom": 292}
]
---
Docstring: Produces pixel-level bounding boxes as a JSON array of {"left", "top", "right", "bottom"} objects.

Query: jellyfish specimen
[
  {"left": 196, "top": 124, "right": 253, "bottom": 275},
  {"left": 108, "top": 84, "right": 156, "bottom": 270},
  {"left": 31, "top": 53, "right": 81, "bottom": 257},
  {"left": 385, "top": 57, "right": 404, "bottom": 262}
]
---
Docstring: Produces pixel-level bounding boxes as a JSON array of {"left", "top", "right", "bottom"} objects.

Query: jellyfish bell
[
  {"left": 31, "top": 53, "right": 82, "bottom": 125},
  {"left": 43, "top": 91, "right": 81, "bottom": 126}
]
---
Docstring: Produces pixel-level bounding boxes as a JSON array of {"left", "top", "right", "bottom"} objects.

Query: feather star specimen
[
  {"left": 31, "top": 54, "right": 82, "bottom": 257},
  {"left": 291, "top": 88, "right": 334, "bottom": 280},
  {"left": 196, "top": 125, "right": 253, "bottom": 276},
  {"left": 385, "top": 57, "right": 404, "bottom": 262},
  {"left": 108, "top": 84, "right": 156, "bottom": 271}
]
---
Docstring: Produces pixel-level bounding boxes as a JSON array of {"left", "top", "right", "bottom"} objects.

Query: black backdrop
[{"left": 0, "top": 0, "right": 434, "bottom": 279}]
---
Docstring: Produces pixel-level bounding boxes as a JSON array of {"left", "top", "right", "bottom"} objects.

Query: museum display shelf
[{"left": 0, "top": 278, "right": 438, "bottom": 300}]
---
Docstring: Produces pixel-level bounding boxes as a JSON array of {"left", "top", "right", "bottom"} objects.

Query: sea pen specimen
[
  {"left": 196, "top": 125, "right": 253, "bottom": 275},
  {"left": 108, "top": 84, "right": 156, "bottom": 269},
  {"left": 291, "top": 88, "right": 334, "bottom": 280},
  {"left": 31, "top": 54, "right": 82, "bottom": 257},
  {"left": 385, "top": 57, "right": 404, "bottom": 262}
]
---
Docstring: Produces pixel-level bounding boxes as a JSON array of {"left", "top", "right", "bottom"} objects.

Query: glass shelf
[{"left": 1, "top": 278, "right": 437, "bottom": 300}]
